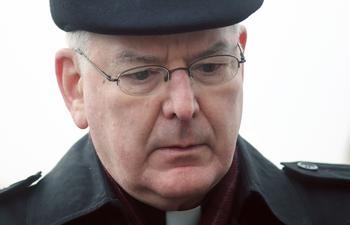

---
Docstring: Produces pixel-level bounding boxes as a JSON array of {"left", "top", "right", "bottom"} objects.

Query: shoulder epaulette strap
[
  {"left": 0, "top": 172, "right": 42, "bottom": 199},
  {"left": 282, "top": 161, "right": 350, "bottom": 184}
]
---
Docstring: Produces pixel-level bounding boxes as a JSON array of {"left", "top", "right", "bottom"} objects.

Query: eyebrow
[
  {"left": 114, "top": 51, "right": 160, "bottom": 65},
  {"left": 191, "top": 41, "right": 233, "bottom": 59},
  {"left": 113, "top": 40, "right": 233, "bottom": 65}
]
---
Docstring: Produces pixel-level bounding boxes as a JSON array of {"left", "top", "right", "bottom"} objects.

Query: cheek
[
  {"left": 105, "top": 96, "right": 161, "bottom": 150},
  {"left": 87, "top": 100, "right": 147, "bottom": 186},
  {"left": 85, "top": 86, "right": 161, "bottom": 174},
  {"left": 198, "top": 80, "right": 243, "bottom": 162},
  {"left": 202, "top": 80, "right": 243, "bottom": 132},
  {"left": 226, "top": 87, "right": 243, "bottom": 131}
]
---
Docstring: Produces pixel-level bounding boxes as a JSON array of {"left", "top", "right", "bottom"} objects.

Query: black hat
[{"left": 50, "top": 0, "right": 263, "bottom": 35}]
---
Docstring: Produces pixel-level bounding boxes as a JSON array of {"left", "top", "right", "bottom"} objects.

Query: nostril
[{"left": 170, "top": 112, "right": 176, "bottom": 119}]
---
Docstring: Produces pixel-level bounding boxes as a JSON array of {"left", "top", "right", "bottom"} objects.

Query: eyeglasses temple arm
[
  {"left": 74, "top": 48, "right": 115, "bottom": 82},
  {"left": 237, "top": 44, "right": 246, "bottom": 64}
]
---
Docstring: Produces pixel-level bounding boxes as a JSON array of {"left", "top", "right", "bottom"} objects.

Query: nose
[{"left": 162, "top": 69, "right": 199, "bottom": 121}]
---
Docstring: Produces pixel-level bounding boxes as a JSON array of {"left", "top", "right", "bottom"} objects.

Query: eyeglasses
[{"left": 75, "top": 44, "right": 245, "bottom": 96}]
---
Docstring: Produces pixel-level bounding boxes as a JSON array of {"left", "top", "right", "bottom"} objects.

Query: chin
[
  {"left": 149, "top": 166, "right": 225, "bottom": 207},
  {"left": 153, "top": 185, "right": 208, "bottom": 210}
]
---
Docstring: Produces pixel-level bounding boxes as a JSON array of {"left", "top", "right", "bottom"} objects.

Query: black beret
[{"left": 50, "top": 0, "right": 263, "bottom": 35}]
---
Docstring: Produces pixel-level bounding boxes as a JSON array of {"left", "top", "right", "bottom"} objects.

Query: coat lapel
[
  {"left": 236, "top": 136, "right": 313, "bottom": 225},
  {"left": 27, "top": 135, "right": 116, "bottom": 225}
]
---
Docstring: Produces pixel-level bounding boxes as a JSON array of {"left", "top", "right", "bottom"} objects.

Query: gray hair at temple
[
  {"left": 66, "top": 31, "right": 91, "bottom": 51},
  {"left": 65, "top": 31, "right": 91, "bottom": 70}
]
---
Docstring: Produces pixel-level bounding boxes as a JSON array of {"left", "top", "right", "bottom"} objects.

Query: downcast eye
[
  {"left": 192, "top": 63, "right": 225, "bottom": 76},
  {"left": 197, "top": 63, "right": 223, "bottom": 73},
  {"left": 129, "top": 70, "right": 153, "bottom": 80},
  {"left": 122, "top": 68, "right": 162, "bottom": 81}
]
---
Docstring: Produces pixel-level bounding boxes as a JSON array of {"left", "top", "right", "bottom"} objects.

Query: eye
[
  {"left": 192, "top": 63, "right": 225, "bottom": 76},
  {"left": 197, "top": 63, "right": 223, "bottom": 73},
  {"left": 129, "top": 70, "right": 152, "bottom": 80},
  {"left": 123, "top": 68, "right": 159, "bottom": 81},
  {"left": 118, "top": 66, "right": 166, "bottom": 95}
]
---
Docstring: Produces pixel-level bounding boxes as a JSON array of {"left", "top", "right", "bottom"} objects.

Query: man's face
[{"left": 73, "top": 27, "right": 244, "bottom": 210}]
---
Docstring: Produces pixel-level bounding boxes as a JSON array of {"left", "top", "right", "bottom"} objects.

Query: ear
[
  {"left": 239, "top": 25, "right": 247, "bottom": 50},
  {"left": 55, "top": 48, "right": 88, "bottom": 129},
  {"left": 238, "top": 25, "right": 247, "bottom": 80}
]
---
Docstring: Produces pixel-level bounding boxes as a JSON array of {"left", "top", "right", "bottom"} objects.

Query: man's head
[
  {"left": 51, "top": 0, "right": 261, "bottom": 211},
  {"left": 55, "top": 25, "right": 247, "bottom": 210}
]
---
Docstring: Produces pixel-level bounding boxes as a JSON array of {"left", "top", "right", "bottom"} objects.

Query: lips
[
  {"left": 149, "top": 142, "right": 210, "bottom": 169},
  {"left": 158, "top": 144, "right": 203, "bottom": 151}
]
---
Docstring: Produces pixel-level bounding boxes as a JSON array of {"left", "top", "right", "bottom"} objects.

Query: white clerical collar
[{"left": 166, "top": 206, "right": 201, "bottom": 225}]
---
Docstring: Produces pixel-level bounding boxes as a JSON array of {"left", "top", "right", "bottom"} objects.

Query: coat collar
[
  {"left": 236, "top": 136, "right": 313, "bottom": 225},
  {"left": 27, "top": 135, "right": 313, "bottom": 225},
  {"left": 27, "top": 134, "right": 118, "bottom": 225}
]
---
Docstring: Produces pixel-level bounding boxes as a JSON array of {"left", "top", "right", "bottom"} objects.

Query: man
[{"left": 1, "top": 0, "right": 350, "bottom": 224}]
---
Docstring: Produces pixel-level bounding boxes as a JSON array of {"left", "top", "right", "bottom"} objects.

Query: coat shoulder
[
  {"left": 0, "top": 172, "right": 41, "bottom": 225},
  {"left": 282, "top": 161, "right": 350, "bottom": 184},
  {"left": 0, "top": 171, "right": 41, "bottom": 200},
  {"left": 282, "top": 161, "right": 350, "bottom": 225}
]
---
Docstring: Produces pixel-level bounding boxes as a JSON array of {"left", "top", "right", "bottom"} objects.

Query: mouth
[
  {"left": 151, "top": 143, "right": 210, "bottom": 168},
  {"left": 158, "top": 144, "right": 205, "bottom": 151}
]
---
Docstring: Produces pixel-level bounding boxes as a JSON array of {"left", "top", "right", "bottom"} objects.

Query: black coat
[{"left": 1, "top": 135, "right": 350, "bottom": 225}]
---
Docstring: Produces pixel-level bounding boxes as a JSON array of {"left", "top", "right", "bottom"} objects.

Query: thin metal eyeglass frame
[{"left": 74, "top": 43, "right": 246, "bottom": 86}]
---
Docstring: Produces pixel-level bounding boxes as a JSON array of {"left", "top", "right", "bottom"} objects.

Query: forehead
[{"left": 88, "top": 26, "right": 236, "bottom": 58}]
